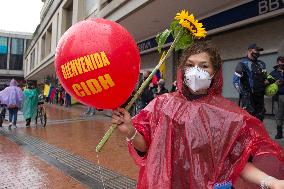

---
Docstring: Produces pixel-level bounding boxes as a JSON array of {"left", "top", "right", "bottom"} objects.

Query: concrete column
[
  {"left": 7, "top": 37, "right": 11, "bottom": 70},
  {"left": 51, "top": 15, "right": 58, "bottom": 52},
  {"left": 60, "top": 8, "right": 68, "bottom": 36},
  {"left": 46, "top": 28, "right": 52, "bottom": 56},
  {"left": 38, "top": 37, "right": 42, "bottom": 63},
  {"left": 57, "top": 9, "right": 63, "bottom": 38},
  {"left": 73, "top": 0, "right": 85, "bottom": 24},
  {"left": 26, "top": 57, "right": 30, "bottom": 76},
  {"left": 35, "top": 43, "right": 38, "bottom": 66},
  {"left": 37, "top": 43, "right": 40, "bottom": 65},
  {"left": 55, "top": 12, "right": 59, "bottom": 45},
  {"left": 24, "top": 57, "right": 28, "bottom": 76}
]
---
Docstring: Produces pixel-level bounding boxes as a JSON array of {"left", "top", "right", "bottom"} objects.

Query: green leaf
[
  {"left": 174, "top": 28, "right": 193, "bottom": 51},
  {"left": 156, "top": 29, "right": 171, "bottom": 53},
  {"left": 169, "top": 20, "right": 179, "bottom": 33},
  {"left": 173, "top": 24, "right": 183, "bottom": 39}
]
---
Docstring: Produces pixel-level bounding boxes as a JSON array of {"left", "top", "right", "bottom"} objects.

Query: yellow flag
[{"left": 43, "top": 84, "right": 50, "bottom": 96}]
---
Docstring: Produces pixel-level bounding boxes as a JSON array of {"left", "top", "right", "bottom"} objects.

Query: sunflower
[{"left": 175, "top": 10, "right": 207, "bottom": 39}]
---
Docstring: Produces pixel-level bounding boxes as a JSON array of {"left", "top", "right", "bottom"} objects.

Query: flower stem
[{"left": 95, "top": 30, "right": 183, "bottom": 153}]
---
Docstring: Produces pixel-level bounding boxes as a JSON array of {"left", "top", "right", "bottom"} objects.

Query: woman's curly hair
[{"left": 179, "top": 40, "right": 222, "bottom": 72}]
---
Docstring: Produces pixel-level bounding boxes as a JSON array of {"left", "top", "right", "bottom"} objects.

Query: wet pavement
[
  {"left": 0, "top": 103, "right": 283, "bottom": 188},
  {"left": 0, "top": 104, "right": 138, "bottom": 189},
  {"left": 0, "top": 135, "right": 85, "bottom": 189}
]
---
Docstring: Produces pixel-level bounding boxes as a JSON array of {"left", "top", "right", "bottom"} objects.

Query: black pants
[
  {"left": 240, "top": 92, "right": 255, "bottom": 115},
  {"left": 251, "top": 92, "right": 265, "bottom": 121},
  {"left": 240, "top": 92, "right": 264, "bottom": 121},
  {"left": 26, "top": 118, "right": 31, "bottom": 126}
]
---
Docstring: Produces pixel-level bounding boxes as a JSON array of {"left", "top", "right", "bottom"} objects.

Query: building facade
[
  {"left": 0, "top": 30, "right": 31, "bottom": 90},
  {"left": 24, "top": 0, "right": 284, "bottom": 98}
]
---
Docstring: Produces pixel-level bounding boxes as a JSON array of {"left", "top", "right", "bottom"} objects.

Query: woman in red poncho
[{"left": 112, "top": 41, "right": 284, "bottom": 189}]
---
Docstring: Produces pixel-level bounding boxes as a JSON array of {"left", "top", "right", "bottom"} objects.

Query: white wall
[{"left": 212, "top": 16, "right": 284, "bottom": 60}]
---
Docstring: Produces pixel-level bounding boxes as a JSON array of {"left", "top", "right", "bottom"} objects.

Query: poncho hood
[{"left": 10, "top": 79, "right": 18, "bottom": 87}]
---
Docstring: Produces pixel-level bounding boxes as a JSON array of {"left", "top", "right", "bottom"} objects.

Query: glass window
[
  {"left": 0, "top": 36, "right": 8, "bottom": 69},
  {"left": 9, "top": 38, "right": 24, "bottom": 70}
]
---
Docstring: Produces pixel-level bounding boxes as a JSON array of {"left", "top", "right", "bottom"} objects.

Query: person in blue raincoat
[{"left": 22, "top": 82, "right": 38, "bottom": 127}]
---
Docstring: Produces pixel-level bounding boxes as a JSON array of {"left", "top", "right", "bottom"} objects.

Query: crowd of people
[
  {"left": 139, "top": 70, "right": 176, "bottom": 111},
  {"left": 46, "top": 85, "right": 71, "bottom": 107},
  {"left": 0, "top": 80, "right": 39, "bottom": 128}
]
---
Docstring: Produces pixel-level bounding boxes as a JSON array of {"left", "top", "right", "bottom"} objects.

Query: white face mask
[{"left": 184, "top": 66, "right": 212, "bottom": 92}]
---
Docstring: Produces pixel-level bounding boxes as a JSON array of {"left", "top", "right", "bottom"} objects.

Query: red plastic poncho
[{"left": 129, "top": 68, "right": 284, "bottom": 189}]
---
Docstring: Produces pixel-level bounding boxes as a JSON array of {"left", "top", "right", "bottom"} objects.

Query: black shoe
[
  {"left": 275, "top": 133, "right": 283, "bottom": 139},
  {"left": 275, "top": 126, "right": 283, "bottom": 139}
]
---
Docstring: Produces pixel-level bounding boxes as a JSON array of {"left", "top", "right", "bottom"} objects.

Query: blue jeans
[{"left": 8, "top": 107, "right": 18, "bottom": 125}]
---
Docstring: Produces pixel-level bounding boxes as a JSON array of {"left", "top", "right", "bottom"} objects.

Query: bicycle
[
  {"left": 0, "top": 104, "right": 6, "bottom": 127},
  {"left": 35, "top": 101, "right": 47, "bottom": 127}
]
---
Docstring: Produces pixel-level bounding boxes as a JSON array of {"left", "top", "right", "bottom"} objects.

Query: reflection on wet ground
[
  {"left": 0, "top": 135, "right": 85, "bottom": 189},
  {"left": 0, "top": 104, "right": 138, "bottom": 188}
]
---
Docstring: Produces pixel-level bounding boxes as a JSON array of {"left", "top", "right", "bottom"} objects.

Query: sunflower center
[{"left": 185, "top": 19, "right": 197, "bottom": 32}]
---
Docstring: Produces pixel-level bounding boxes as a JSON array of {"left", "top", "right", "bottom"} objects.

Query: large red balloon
[{"left": 55, "top": 19, "right": 140, "bottom": 109}]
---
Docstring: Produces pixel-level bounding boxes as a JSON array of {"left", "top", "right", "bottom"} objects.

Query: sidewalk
[
  {"left": 2, "top": 104, "right": 139, "bottom": 178},
  {"left": 1, "top": 104, "right": 138, "bottom": 189},
  {"left": 0, "top": 135, "right": 85, "bottom": 188},
  {"left": 264, "top": 115, "right": 284, "bottom": 147}
]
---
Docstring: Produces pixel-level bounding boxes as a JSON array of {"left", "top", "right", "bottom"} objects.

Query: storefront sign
[
  {"left": 137, "top": 35, "right": 173, "bottom": 52},
  {"left": 258, "top": 0, "right": 284, "bottom": 14},
  {"left": 202, "top": 0, "right": 284, "bottom": 31}
]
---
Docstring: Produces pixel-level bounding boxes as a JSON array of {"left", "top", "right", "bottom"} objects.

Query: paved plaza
[{"left": 0, "top": 104, "right": 283, "bottom": 188}]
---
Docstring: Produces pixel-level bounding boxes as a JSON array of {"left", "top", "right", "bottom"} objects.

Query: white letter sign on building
[{"left": 259, "top": 0, "right": 281, "bottom": 14}]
